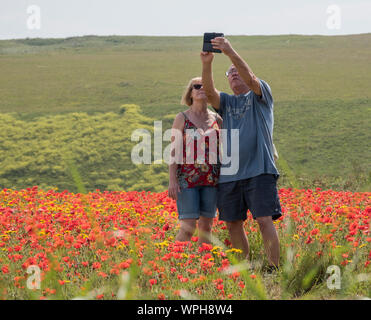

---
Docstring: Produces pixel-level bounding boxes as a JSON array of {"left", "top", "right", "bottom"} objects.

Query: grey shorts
[{"left": 217, "top": 174, "right": 282, "bottom": 222}]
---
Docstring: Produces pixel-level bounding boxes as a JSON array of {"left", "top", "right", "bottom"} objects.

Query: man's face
[{"left": 226, "top": 65, "right": 249, "bottom": 93}]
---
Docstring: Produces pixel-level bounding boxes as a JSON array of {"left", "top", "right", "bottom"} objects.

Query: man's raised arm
[
  {"left": 211, "top": 37, "right": 262, "bottom": 97},
  {"left": 200, "top": 52, "right": 220, "bottom": 110}
]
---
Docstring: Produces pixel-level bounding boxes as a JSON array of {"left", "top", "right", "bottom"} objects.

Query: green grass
[
  {"left": 0, "top": 34, "right": 370, "bottom": 192},
  {"left": 0, "top": 106, "right": 170, "bottom": 193},
  {"left": 1, "top": 34, "right": 371, "bottom": 114}
]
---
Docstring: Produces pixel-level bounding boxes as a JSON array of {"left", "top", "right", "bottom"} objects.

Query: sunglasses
[{"left": 192, "top": 84, "right": 203, "bottom": 90}]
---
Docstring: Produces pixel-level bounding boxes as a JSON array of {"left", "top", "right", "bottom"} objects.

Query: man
[{"left": 200, "top": 36, "right": 281, "bottom": 270}]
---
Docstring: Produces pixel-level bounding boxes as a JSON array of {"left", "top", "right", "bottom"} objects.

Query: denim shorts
[
  {"left": 176, "top": 185, "right": 218, "bottom": 220},
  {"left": 217, "top": 174, "right": 282, "bottom": 222}
]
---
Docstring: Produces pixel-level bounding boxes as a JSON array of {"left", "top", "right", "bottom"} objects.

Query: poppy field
[{"left": 0, "top": 186, "right": 370, "bottom": 300}]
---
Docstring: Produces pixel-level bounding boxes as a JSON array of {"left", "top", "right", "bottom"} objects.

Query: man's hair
[{"left": 180, "top": 77, "right": 202, "bottom": 106}]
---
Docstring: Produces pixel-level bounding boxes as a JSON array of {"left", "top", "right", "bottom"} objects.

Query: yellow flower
[
  {"left": 226, "top": 248, "right": 243, "bottom": 254},
  {"left": 155, "top": 240, "right": 169, "bottom": 248}
]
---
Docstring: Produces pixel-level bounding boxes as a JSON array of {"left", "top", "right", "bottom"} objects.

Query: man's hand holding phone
[
  {"left": 202, "top": 33, "right": 235, "bottom": 57},
  {"left": 210, "top": 37, "right": 234, "bottom": 56},
  {"left": 203, "top": 32, "right": 224, "bottom": 53}
]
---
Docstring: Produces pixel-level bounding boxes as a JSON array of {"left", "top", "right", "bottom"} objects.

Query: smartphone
[{"left": 203, "top": 32, "right": 224, "bottom": 53}]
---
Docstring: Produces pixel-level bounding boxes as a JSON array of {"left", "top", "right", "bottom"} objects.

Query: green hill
[{"left": 0, "top": 34, "right": 370, "bottom": 192}]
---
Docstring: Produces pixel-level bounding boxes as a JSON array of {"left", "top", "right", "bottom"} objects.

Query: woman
[{"left": 168, "top": 77, "right": 222, "bottom": 245}]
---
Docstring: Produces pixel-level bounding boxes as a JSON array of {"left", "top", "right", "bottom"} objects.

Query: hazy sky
[{"left": 1, "top": 0, "right": 370, "bottom": 40}]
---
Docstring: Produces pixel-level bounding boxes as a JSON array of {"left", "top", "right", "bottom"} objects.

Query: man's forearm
[{"left": 227, "top": 49, "right": 258, "bottom": 87}]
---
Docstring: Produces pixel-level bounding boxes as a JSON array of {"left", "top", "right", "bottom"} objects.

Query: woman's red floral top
[{"left": 176, "top": 112, "right": 221, "bottom": 188}]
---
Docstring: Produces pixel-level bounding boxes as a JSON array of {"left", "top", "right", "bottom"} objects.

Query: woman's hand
[{"left": 168, "top": 179, "right": 181, "bottom": 200}]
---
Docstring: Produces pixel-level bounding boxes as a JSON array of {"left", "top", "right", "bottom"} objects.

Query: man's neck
[{"left": 232, "top": 85, "right": 250, "bottom": 96}]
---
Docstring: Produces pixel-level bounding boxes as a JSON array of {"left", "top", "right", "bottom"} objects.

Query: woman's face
[{"left": 190, "top": 81, "right": 207, "bottom": 103}]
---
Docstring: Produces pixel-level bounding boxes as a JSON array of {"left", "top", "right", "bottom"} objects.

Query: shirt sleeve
[{"left": 255, "top": 79, "right": 273, "bottom": 108}]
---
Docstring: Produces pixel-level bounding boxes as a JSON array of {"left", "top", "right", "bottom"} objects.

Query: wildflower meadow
[{"left": 0, "top": 186, "right": 370, "bottom": 300}]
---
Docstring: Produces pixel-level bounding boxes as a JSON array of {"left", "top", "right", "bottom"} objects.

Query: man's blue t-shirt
[{"left": 213, "top": 79, "right": 279, "bottom": 184}]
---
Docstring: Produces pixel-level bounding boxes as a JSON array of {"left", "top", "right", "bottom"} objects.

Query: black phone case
[{"left": 203, "top": 33, "right": 224, "bottom": 53}]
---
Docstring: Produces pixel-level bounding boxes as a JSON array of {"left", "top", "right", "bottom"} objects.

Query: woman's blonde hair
[{"left": 180, "top": 77, "right": 202, "bottom": 107}]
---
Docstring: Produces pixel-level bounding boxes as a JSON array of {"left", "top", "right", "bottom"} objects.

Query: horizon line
[{"left": 1, "top": 32, "right": 371, "bottom": 41}]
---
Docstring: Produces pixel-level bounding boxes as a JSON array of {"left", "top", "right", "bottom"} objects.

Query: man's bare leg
[
  {"left": 256, "top": 216, "right": 280, "bottom": 267},
  {"left": 226, "top": 220, "right": 249, "bottom": 259}
]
